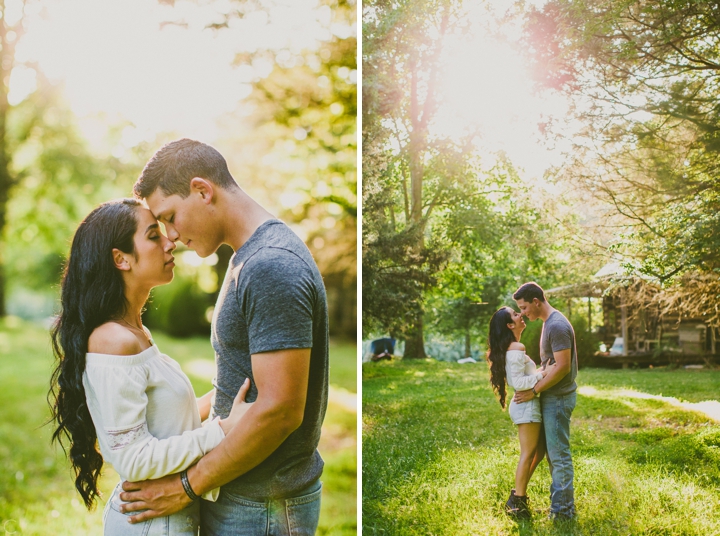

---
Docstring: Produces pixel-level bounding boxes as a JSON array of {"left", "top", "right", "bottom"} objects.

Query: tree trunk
[
  {"left": 403, "top": 315, "right": 427, "bottom": 359},
  {"left": 405, "top": 54, "right": 427, "bottom": 358},
  {"left": 0, "top": 165, "right": 8, "bottom": 317},
  {"left": 401, "top": 10, "right": 450, "bottom": 359},
  {"left": 0, "top": 10, "right": 14, "bottom": 318},
  {"left": 465, "top": 330, "right": 471, "bottom": 358}
]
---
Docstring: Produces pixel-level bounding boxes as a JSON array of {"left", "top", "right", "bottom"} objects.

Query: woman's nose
[{"left": 164, "top": 237, "right": 177, "bottom": 252}]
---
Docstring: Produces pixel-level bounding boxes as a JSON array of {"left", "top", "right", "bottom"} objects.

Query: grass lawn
[
  {"left": 0, "top": 317, "right": 356, "bottom": 535},
  {"left": 363, "top": 359, "right": 720, "bottom": 536}
]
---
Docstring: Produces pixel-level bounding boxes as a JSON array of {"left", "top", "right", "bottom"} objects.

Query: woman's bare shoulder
[
  {"left": 88, "top": 322, "right": 143, "bottom": 355},
  {"left": 507, "top": 342, "right": 525, "bottom": 351}
]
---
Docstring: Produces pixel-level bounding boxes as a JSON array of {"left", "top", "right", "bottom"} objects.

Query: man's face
[
  {"left": 515, "top": 297, "right": 540, "bottom": 322},
  {"left": 146, "top": 188, "right": 222, "bottom": 258}
]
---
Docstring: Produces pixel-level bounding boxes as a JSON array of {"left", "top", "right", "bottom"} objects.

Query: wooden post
[
  {"left": 712, "top": 327, "right": 716, "bottom": 355},
  {"left": 620, "top": 298, "right": 629, "bottom": 362}
]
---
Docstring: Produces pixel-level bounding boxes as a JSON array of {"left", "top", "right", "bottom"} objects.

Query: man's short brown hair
[
  {"left": 133, "top": 139, "right": 237, "bottom": 199},
  {"left": 513, "top": 282, "right": 546, "bottom": 303}
]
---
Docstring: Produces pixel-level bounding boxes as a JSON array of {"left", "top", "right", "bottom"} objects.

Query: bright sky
[
  {"left": 13, "top": 0, "right": 335, "bottom": 147},
  {"left": 432, "top": 0, "right": 573, "bottom": 181}
]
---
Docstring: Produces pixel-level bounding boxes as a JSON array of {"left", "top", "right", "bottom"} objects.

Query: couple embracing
[
  {"left": 49, "top": 139, "right": 329, "bottom": 535},
  {"left": 486, "top": 282, "right": 578, "bottom": 523}
]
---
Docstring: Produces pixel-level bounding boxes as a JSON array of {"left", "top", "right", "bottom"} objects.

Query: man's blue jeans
[
  {"left": 200, "top": 480, "right": 322, "bottom": 536},
  {"left": 541, "top": 391, "right": 576, "bottom": 518}
]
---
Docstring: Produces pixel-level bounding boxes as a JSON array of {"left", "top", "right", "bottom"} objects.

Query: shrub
[
  {"left": 571, "top": 314, "right": 603, "bottom": 368},
  {"left": 143, "top": 276, "right": 211, "bottom": 338},
  {"left": 520, "top": 312, "right": 601, "bottom": 368},
  {"left": 520, "top": 318, "right": 542, "bottom": 362}
]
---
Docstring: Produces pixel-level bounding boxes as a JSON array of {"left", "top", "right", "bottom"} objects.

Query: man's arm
[
  {"left": 120, "top": 348, "right": 310, "bottom": 523},
  {"left": 189, "top": 347, "right": 310, "bottom": 492},
  {"left": 513, "top": 349, "right": 571, "bottom": 403}
]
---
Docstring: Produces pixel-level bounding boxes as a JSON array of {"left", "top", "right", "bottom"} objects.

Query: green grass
[
  {"left": 328, "top": 340, "right": 358, "bottom": 393},
  {"left": 0, "top": 317, "right": 356, "bottom": 535},
  {"left": 363, "top": 359, "right": 720, "bottom": 536}
]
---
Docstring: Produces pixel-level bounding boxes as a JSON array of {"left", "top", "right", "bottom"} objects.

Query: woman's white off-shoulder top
[
  {"left": 83, "top": 345, "right": 224, "bottom": 498},
  {"left": 505, "top": 350, "right": 544, "bottom": 391}
]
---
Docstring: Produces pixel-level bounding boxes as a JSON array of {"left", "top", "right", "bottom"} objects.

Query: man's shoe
[{"left": 505, "top": 489, "right": 531, "bottom": 520}]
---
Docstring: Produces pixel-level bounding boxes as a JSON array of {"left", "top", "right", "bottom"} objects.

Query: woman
[
  {"left": 49, "top": 198, "right": 248, "bottom": 535},
  {"left": 487, "top": 306, "right": 549, "bottom": 520}
]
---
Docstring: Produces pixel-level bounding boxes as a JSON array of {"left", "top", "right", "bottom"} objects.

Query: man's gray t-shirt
[
  {"left": 210, "top": 219, "right": 329, "bottom": 499},
  {"left": 540, "top": 310, "right": 578, "bottom": 396}
]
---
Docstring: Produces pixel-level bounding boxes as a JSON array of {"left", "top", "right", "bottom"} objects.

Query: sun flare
[{"left": 432, "top": 0, "right": 570, "bottom": 179}]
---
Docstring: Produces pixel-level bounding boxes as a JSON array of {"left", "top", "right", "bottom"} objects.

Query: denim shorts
[
  {"left": 508, "top": 396, "right": 542, "bottom": 425},
  {"left": 199, "top": 480, "right": 322, "bottom": 536},
  {"left": 102, "top": 481, "right": 200, "bottom": 536}
]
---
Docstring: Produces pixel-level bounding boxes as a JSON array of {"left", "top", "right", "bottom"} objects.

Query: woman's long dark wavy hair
[
  {"left": 486, "top": 307, "right": 518, "bottom": 409},
  {"left": 49, "top": 198, "right": 141, "bottom": 509}
]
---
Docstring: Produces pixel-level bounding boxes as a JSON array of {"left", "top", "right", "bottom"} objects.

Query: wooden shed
[{"left": 546, "top": 265, "right": 719, "bottom": 368}]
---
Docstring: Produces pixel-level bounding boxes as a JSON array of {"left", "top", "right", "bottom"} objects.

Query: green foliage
[
  {"left": 363, "top": 360, "right": 720, "bottom": 535},
  {"left": 525, "top": 0, "right": 720, "bottom": 285},
  {"left": 520, "top": 309, "right": 602, "bottom": 368},
  {"left": 519, "top": 318, "right": 543, "bottom": 362},
  {"left": 428, "top": 298, "right": 484, "bottom": 348},
  {"left": 362, "top": 221, "right": 448, "bottom": 338},
  {"left": 569, "top": 313, "right": 603, "bottom": 368},
  {"left": 246, "top": 0, "right": 357, "bottom": 240},
  {"left": 362, "top": 0, "right": 467, "bottom": 345},
  {"left": 143, "top": 276, "right": 212, "bottom": 338},
  {"left": 6, "top": 75, "right": 153, "bottom": 293},
  {"left": 211, "top": 0, "right": 357, "bottom": 339},
  {"left": 363, "top": 0, "right": 601, "bottom": 349}
]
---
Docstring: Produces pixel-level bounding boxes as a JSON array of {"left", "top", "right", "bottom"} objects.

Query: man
[
  {"left": 512, "top": 282, "right": 577, "bottom": 521},
  {"left": 119, "top": 139, "right": 329, "bottom": 535}
]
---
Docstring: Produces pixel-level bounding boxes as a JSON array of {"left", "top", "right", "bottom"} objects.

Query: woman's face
[
  {"left": 506, "top": 308, "right": 526, "bottom": 333},
  {"left": 126, "top": 207, "right": 177, "bottom": 287}
]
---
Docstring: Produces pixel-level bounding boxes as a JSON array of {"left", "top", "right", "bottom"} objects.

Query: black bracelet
[{"left": 180, "top": 469, "right": 199, "bottom": 501}]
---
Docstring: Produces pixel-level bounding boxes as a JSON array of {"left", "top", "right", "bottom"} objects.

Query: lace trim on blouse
[{"left": 106, "top": 422, "right": 148, "bottom": 451}]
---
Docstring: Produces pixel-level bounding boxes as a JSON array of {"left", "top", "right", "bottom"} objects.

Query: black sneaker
[{"left": 505, "top": 489, "right": 531, "bottom": 520}]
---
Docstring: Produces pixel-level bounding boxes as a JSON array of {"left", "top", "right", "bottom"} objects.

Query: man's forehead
[{"left": 146, "top": 191, "right": 174, "bottom": 216}]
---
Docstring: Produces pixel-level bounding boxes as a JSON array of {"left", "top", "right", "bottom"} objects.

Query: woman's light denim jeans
[
  {"left": 542, "top": 391, "right": 577, "bottom": 518},
  {"left": 103, "top": 481, "right": 200, "bottom": 536},
  {"left": 199, "top": 480, "right": 322, "bottom": 536}
]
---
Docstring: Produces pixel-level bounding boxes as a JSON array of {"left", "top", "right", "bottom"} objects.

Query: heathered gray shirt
[
  {"left": 209, "top": 219, "right": 329, "bottom": 499},
  {"left": 540, "top": 310, "right": 578, "bottom": 396}
]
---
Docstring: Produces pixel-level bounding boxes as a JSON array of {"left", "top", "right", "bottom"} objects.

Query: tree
[
  {"left": 362, "top": 0, "right": 466, "bottom": 357},
  {"left": 6, "top": 73, "right": 153, "bottom": 298},
  {"left": 362, "top": 0, "right": 599, "bottom": 357},
  {"left": 524, "top": 0, "right": 720, "bottom": 286},
  {"left": 246, "top": 0, "right": 357, "bottom": 338},
  {"left": 0, "top": 0, "right": 28, "bottom": 315}
]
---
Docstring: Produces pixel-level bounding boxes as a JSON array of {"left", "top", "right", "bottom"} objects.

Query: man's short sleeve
[
  {"left": 238, "top": 247, "right": 316, "bottom": 355},
  {"left": 549, "top": 319, "right": 573, "bottom": 353}
]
